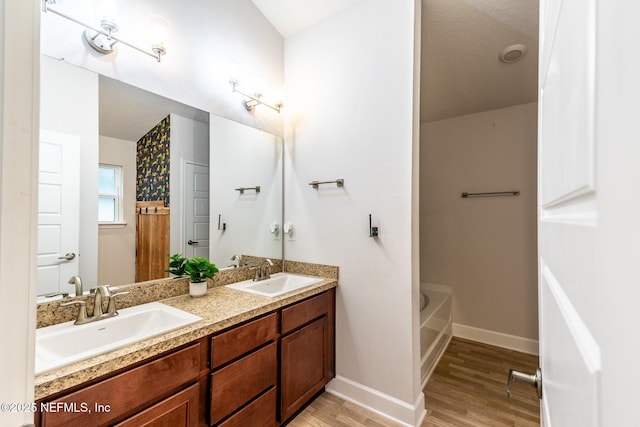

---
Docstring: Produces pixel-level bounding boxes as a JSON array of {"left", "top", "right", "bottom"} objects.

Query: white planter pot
[{"left": 189, "top": 281, "right": 207, "bottom": 298}]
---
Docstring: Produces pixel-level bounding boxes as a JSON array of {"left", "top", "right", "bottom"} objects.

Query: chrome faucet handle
[
  {"left": 246, "top": 261, "right": 259, "bottom": 276},
  {"left": 44, "top": 292, "right": 69, "bottom": 298},
  {"left": 106, "top": 291, "right": 130, "bottom": 316},
  {"left": 60, "top": 300, "right": 88, "bottom": 325}
]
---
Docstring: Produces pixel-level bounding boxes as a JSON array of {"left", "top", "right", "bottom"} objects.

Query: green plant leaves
[
  {"left": 167, "top": 254, "right": 219, "bottom": 283},
  {"left": 166, "top": 253, "right": 187, "bottom": 276}
]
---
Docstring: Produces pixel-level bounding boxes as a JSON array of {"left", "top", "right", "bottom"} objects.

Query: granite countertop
[{"left": 34, "top": 276, "right": 337, "bottom": 401}]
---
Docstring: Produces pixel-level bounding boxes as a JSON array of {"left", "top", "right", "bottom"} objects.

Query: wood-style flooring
[{"left": 288, "top": 337, "right": 540, "bottom": 427}]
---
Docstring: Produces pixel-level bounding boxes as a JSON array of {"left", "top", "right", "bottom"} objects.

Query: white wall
[
  {"left": 40, "top": 56, "right": 99, "bottom": 289},
  {"left": 209, "top": 115, "right": 283, "bottom": 268},
  {"left": 420, "top": 103, "right": 538, "bottom": 345},
  {"left": 0, "top": 1, "right": 39, "bottom": 425},
  {"left": 170, "top": 114, "right": 210, "bottom": 257},
  {"left": 284, "top": 1, "right": 424, "bottom": 425},
  {"left": 98, "top": 136, "right": 137, "bottom": 285},
  {"left": 40, "top": 0, "right": 284, "bottom": 136}
]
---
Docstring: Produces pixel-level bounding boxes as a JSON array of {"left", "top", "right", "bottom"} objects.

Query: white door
[
  {"left": 184, "top": 162, "right": 209, "bottom": 258},
  {"left": 538, "top": 0, "right": 599, "bottom": 425},
  {"left": 538, "top": 2, "right": 640, "bottom": 425},
  {"left": 38, "top": 130, "right": 80, "bottom": 296}
]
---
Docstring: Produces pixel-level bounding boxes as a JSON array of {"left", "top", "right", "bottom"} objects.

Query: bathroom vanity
[{"left": 34, "top": 274, "right": 336, "bottom": 427}]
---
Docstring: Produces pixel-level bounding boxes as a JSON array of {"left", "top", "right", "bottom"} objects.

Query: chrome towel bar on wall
[
  {"left": 308, "top": 179, "right": 344, "bottom": 189},
  {"left": 235, "top": 186, "right": 260, "bottom": 194},
  {"left": 461, "top": 190, "right": 520, "bottom": 198}
]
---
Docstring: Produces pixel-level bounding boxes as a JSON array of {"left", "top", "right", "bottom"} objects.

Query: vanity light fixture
[
  {"left": 229, "top": 79, "right": 283, "bottom": 113},
  {"left": 42, "top": 0, "right": 168, "bottom": 62}
]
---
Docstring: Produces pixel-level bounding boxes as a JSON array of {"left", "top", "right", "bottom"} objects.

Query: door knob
[
  {"left": 58, "top": 252, "right": 76, "bottom": 261},
  {"left": 187, "top": 240, "right": 199, "bottom": 246},
  {"left": 507, "top": 368, "right": 542, "bottom": 399}
]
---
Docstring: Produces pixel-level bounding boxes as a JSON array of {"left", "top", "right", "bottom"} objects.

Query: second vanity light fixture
[
  {"left": 42, "top": 0, "right": 169, "bottom": 62},
  {"left": 229, "top": 79, "right": 283, "bottom": 113}
]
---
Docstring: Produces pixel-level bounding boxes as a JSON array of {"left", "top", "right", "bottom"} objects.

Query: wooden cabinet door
[
  {"left": 280, "top": 316, "right": 329, "bottom": 422},
  {"left": 114, "top": 383, "right": 199, "bottom": 427}
]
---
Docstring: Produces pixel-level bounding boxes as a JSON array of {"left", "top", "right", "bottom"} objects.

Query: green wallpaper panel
[{"left": 136, "top": 115, "right": 170, "bottom": 206}]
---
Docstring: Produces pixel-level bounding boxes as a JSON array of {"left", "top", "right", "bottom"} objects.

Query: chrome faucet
[
  {"left": 252, "top": 258, "right": 274, "bottom": 281},
  {"left": 61, "top": 285, "right": 129, "bottom": 325},
  {"left": 68, "top": 275, "right": 83, "bottom": 297},
  {"left": 230, "top": 254, "right": 243, "bottom": 268},
  {"left": 93, "top": 285, "right": 110, "bottom": 317}
]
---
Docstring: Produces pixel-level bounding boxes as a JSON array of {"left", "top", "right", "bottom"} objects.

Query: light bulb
[
  {"left": 251, "top": 75, "right": 266, "bottom": 98},
  {"left": 147, "top": 15, "right": 171, "bottom": 55},
  {"left": 92, "top": 0, "right": 118, "bottom": 34},
  {"left": 98, "top": 0, "right": 117, "bottom": 22},
  {"left": 272, "top": 85, "right": 284, "bottom": 105}
]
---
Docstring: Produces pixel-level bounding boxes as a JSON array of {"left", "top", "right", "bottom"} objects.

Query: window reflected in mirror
[{"left": 98, "top": 164, "right": 123, "bottom": 224}]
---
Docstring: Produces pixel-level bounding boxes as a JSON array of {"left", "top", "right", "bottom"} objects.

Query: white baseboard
[
  {"left": 326, "top": 375, "right": 427, "bottom": 427},
  {"left": 452, "top": 323, "right": 539, "bottom": 355}
]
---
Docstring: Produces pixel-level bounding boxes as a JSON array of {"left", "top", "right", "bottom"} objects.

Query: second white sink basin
[
  {"left": 226, "top": 273, "right": 324, "bottom": 297},
  {"left": 35, "top": 301, "right": 201, "bottom": 375}
]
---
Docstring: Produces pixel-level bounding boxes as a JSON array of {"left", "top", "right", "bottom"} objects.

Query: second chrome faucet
[
  {"left": 61, "top": 285, "right": 129, "bottom": 325},
  {"left": 250, "top": 258, "right": 274, "bottom": 281}
]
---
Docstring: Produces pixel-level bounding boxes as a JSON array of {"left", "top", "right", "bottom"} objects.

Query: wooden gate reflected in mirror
[{"left": 136, "top": 201, "right": 169, "bottom": 282}]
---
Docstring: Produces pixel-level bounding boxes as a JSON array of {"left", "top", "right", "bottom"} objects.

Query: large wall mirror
[{"left": 37, "top": 56, "right": 283, "bottom": 299}]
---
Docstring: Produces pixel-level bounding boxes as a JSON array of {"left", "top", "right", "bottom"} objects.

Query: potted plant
[
  {"left": 184, "top": 256, "right": 218, "bottom": 297},
  {"left": 167, "top": 254, "right": 218, "bottom": 297},
  {"left": 166, "top": 254, "right": 187, "bottom": 277}
]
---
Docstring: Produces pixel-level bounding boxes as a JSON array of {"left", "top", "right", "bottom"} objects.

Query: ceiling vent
[{"left": 499, "top": 44, "right": 528, "bottom": 63}]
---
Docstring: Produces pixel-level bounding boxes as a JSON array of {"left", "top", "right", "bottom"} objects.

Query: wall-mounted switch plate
[{"left": 284, "top": 222, "right": 294, "bottom": 241}]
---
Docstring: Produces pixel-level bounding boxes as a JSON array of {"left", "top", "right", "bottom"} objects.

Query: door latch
[
  {"left": 507, "top": 367, "right": 542, "bottom": 399},
  {"left": 58, "top": 252, "right": 76, "bottom": 261}
]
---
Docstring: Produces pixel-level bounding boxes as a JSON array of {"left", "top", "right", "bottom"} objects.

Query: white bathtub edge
[
  {"left": 326, "top": 375, "right": 427, "bottom": 427},
  {"left": 421, "top": 333, "right": 452, "bottom": 389},
  {"left": 452, "top": 323, "right": 539, "bottom": 355}
]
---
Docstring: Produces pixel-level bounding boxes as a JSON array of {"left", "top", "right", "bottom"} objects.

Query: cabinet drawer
[
  {"left": 211, "top": 312, "right": 278, "bottom": 368},
  {"left": 113, "top": 383, "right": 199, "bottom": 427},
  {"left": 210, "top": 342, "right": 277, "bottom": 425},
  {"left": 281, "top": 292, "right": 329, "bottom": 334},
  {"left": 217, "top": 387, "right": 276, "bottom": 427},
  {"left": 41, "top": 343, "right": 200, "bottom": 427}
]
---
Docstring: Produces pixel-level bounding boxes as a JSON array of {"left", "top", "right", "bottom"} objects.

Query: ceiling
[
  {"left": 99, "top": 75, "right": 208, "bottom": 142},
  {"left": 421, "top": 0, "right": 538, "bottom": 122},
  {"left": 251, "top": 0, "right": 361, "bottom": 38},
  {"left": 100, "top": 0, "right": 538, "bottom": 138},
  {"left": 251, "top": 0, "right": 539, "bottom": 123}
]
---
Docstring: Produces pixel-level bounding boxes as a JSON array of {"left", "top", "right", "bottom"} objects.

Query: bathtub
[{"left": 419, "top": 283, "right": 452, "bottom": 388}]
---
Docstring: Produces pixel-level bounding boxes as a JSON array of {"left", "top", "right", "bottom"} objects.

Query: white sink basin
[
  {"left": 35, "top": 302, "right": 201, "bottom": 375},
  {"left": 226, "top": 273, "right": 324, "bottom": 297}
]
